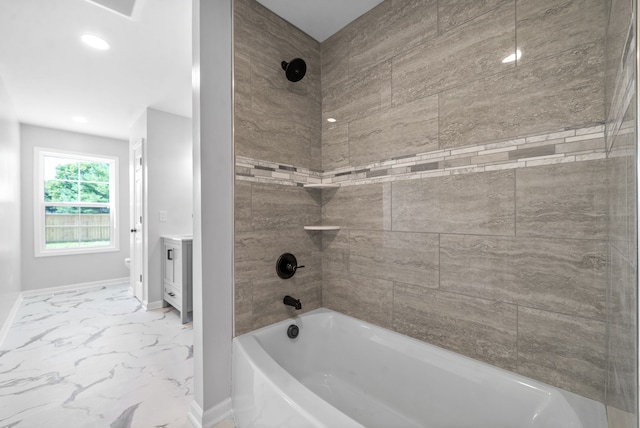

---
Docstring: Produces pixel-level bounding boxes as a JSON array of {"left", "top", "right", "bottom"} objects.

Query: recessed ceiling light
[
  {"left": 327, "top": 118, "right": 337, "bottom": 123},
  {"left": 502, "top": 49, "right": 522, "bottom": 64},
  {"left": 72, "top": 116, "right": 88, "bottom": 123},
  {"left": 81, "top": 34, "right": 110, "bottom": 51}
]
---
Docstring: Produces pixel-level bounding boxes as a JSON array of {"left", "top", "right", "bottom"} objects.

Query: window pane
[
  {"left": 80, "top": 227, "right": 111, "bottom": 246},
  {"left": 46, "top": 206, "right": 79, "bottom": 214},
  {"left": 78, "top": 162, "right": 110, "bottom": 183},
  {"left": 44, "top": 157, "right": 77, "bottom": 181},
  {"left": 44, "top": 206, "right": 111, "bottom": 249},
  {"left": 44, "top": 180, "right": 78, "bottom": 202},
  {"left": 79, "top": 182, "right": 110, "bottom": 203},
  {"left": 80, "top": 207, "right": 110, "bottom": 214},
  {"left": 45, "top": 207, "right": 79, "bottom": 248},
  {"left": 80, "top": 207, "right": 110, "bottom": 245}
]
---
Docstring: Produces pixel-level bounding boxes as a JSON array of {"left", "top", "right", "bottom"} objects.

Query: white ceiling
[
  {"left": 256, "top": 0, "right": 383, "bottom": 42},
  {"left": 0, "top": 0, "right": 381, "bottom": 141},
  {"left": 0, "top": 0, "right": 192, "bottom": 140}
]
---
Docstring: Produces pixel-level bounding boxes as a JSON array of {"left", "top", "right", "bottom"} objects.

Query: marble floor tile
[{"left": 0, "top": 283, "right": 193, "bottom": 428}]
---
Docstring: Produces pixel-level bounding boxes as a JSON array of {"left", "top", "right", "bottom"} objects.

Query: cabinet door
[
  {"left": 164, "top": 242, "right": 176, "bottom": 285},
  {"left": 172, "top": 246, "right": 182, "bottom": 285}
]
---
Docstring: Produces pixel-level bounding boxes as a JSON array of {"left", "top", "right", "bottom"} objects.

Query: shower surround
[{"left": 233, "top": 0, "right": 637, "bottom": 421}]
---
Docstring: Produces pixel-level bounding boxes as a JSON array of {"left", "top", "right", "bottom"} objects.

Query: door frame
[{"left": 130, "top": 138, "right": 147, "bottom": 304}]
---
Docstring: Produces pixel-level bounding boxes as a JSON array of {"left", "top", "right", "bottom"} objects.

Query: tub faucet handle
[{"left": 283, "top": 295, "right": 302, "bottom": 310}]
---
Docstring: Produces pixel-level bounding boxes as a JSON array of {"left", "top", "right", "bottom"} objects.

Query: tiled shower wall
[
  {"left": 604, "top": 0, "right": 638, "bottom": 426},
  {"left": 233, "top": 0, "right": 624, "bottom": 405},
  {"left": 233, "top": 0, "right": 323, "bottom": 335},
  {"left": 320, "top": 0, "right": 608, "bottom": 403}
]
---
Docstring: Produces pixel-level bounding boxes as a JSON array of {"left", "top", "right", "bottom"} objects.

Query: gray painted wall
[
  {"left": 130, "top": 108, "right": 193, "bottom": 307},
  {"left": 0, "top": 76, "right": 21, "bottom": 328},
  {"left": 192, "top": 0, "right": 234, "bottom": 423},
  {"left": 20, "top": 124, "right": 129, "bottom": 290}
]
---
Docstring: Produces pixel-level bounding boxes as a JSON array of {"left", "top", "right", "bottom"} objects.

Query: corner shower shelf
[
  {"left": 303, "top": 225, "right": 341, "bottom": 231},
  {"left": 303, "top": 183, "right": 340, "bottom": 189}
]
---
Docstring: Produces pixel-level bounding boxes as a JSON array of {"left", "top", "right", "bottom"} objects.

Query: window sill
[{"left": 35, "top": 245, "right": 120, "bottom": 258}]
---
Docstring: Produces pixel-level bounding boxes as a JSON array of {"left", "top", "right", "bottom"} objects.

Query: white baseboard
[
  {"left": 0, "top": 293, "right": 24, "bottom": 347},
  {"left": 21, "top": 277, "right": 130, "bottom": 297},
  {"left": 188, "top": 399, "right": 233, "bottom": 428},
  {"left": 144, "top": 300, "right": 164, "bottom": 311}
]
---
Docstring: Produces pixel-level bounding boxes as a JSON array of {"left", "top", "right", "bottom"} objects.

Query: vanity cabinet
[{"left": 161, "top": 235, "right": 193, "bottom": 323}]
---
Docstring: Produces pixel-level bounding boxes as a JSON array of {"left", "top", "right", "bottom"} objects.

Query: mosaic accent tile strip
[
  {"left": 236, "top": 155, "right": 323, "bottom": 187},
  {"left": 236, "top": 125, "right": 607, "bottom": 187}
]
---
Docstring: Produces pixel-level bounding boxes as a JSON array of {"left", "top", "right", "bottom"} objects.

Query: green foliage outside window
[{"left": 45, "top": 162, "right": 110, "bottom": 213}]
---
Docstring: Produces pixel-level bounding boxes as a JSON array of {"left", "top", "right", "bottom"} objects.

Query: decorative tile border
[
  {"left": 235, "top": 156, "right": 323, "bottom": 186},
  {"left": 236, "top": 125, "right": 609, "bottom": 187}
]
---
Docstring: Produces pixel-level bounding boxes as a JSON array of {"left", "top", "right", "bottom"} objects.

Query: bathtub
[{"left": 232, "top": 308, "right": 607, "bottom": 428}]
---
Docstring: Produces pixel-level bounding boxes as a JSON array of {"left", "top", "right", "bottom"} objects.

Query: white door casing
[{"left": 132, "top": 139, "right": 144, "bottom": 302}]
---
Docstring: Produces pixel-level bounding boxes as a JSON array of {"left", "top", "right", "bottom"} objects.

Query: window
[{"left": 35, "top": 148, "right": 118, "bottom": 257}]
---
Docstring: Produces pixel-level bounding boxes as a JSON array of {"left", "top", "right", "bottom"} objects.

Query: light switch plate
[{"left": 159, "top": 211, "right": 168, "bottom": 222}]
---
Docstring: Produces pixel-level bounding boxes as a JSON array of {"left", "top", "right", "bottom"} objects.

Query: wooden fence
[{"left": 45, "top": 214, "right": 110, "bottom": 243}]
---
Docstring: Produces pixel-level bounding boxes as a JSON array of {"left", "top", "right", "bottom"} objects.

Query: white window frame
[{"left": 34, "top": 147, "right": 119, "bottom": 257}]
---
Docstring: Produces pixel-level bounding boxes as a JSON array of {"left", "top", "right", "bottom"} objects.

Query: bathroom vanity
[{"left": 161, "top": 235, "right": 193, "bottom": 323}]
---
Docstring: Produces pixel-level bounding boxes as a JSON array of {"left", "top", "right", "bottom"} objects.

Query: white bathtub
[{"left": 232, "top": 308, "right": 607, "bottom": 428}]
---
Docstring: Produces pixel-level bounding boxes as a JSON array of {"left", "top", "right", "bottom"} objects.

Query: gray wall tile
[
  {"left": 393, "top": 284, "right": 518, "bottom": 370},
  {"left": 323, "top": 60, "right": 392, "bottom": 124},
  {"left": 324, "top": 271, "right": 394, "bottom": 329},
  {"left": 440, "top": 234, "right": 606, "bottom": 319},
  {"left": 250, "top": 59, "right": 321, "bottom": 136},
  {"left": 235, "top": 112, "right": 316, "bottom": 169},
  {"left": 393, "top": 2, "right": 515, "bottom": 106},
  {"left": 235, "top": 180, "right": 252, "bottom": 232},
  {"left": 251, "top": 183, "right": 321, "bottom": 230},
  {"left": 252, "top": 274, "right": 322, "bottom": 330},
  {"left": 322, "top": 121, "right": 349, "bottom": 170},
  {"left": 235, "top": 52, "right": 251, "bottom": 115},
  {"left": 518, "top": 306, "right": 605, "bottom": 402},
  {"left": 321, "top": 26, "right": 350, "bottom": 89},
  {"left": 605, "top": 0, "right": 632, "bottom": 122},
  {"left": 349, "top": 230, "right": 439, "bottom": 287},
  {"left": 323, "top": 183, "right": 391, "bottom": 230},
  {"left": 234, "top": 0, "right": 320, "bottom": 169},
  {"left": 438, "top": 0, "right": 513, "bottom": 33},
  {"left": 322, "top": 229, "right": 350, "bottom": 274},
  {"left": 607, "top": 155, "right": 631, "bottom": 258},
  {"left": 348, "top": 0, "right": 438, "bottom": 74},
  {"left": 606, "top": 246, "right": 638, "bottom": 413},
  {"left": 235, "top": 0, "right": 320, "bottom": 84},
  {"left": 516, "top": 160, "right": 607, "bottom": 240},
  {"left": 392, "top": 170, "right": 515, "bottom": 235},
  {"left": 349, "top": 96, "right": 439, "bottom": 166},
  {"left": 508, "top": 145, "right": 555, "bottom": 160},
  {"left": 439, "top": 42, "right": 604, "bottom": 148},
  {"left": 235, "top": 279, "right": 253, "bottom": 336},
  {"left": 235, "top": 229, "right": 322, "bottom": 285},
  {"left": 517, "top": 0, "right": 605, "bottom": 65}
]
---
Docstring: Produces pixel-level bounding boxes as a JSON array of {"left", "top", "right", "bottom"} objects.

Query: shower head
[{"left": 281, "top": 58, "right": 306, "bottom": 82}]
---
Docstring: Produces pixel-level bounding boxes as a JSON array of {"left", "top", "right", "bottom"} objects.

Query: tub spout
[{"left": 283, "top": 295, "right": 302, "bottom": 310}]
